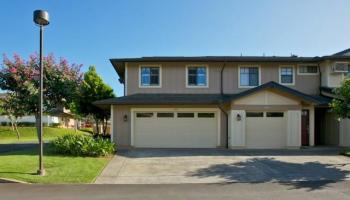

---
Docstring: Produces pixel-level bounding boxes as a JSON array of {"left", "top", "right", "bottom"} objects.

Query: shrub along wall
[{"left": 51, "top": 134, "right": 115, "bottom": 157}]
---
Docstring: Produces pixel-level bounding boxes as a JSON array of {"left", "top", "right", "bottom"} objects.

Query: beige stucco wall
[
  {"left": 320, "top": 60, "right": 348, "bottom": 88},
  {"left": 126, "top": 62, "right": 320, "bottom": 95},
  {"left": 112, "top": 105, "right": 131, "bottom": 148},
  {"left": 112, "top": 104, "right": 228, "bottom": 148},
  {"left": 232, "top": 90, "right": 300, "bottom": 106}
]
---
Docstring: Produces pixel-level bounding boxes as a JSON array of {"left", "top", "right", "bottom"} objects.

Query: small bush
[
  {"left": 17, "top": 122, "right": 36, "bottom": 127},
  {"left": 49, "top": 123, "right": 61, "bottom": 127},
  {"left": 341, "top": 150, "right": 350, "bottom": 157},
  {"left": 51, "top": 134, "right": 115, "bottom": 157},
  {"left": 0, "top": 122, "right": 9, "bottom": 126}
]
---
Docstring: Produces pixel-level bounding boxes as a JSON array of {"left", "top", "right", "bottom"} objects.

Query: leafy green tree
[
  {"left": 331, "top": 78, "right": 350, "bottom": 119},
  {"left": 0, "top": 54, "right": 82, "bottom": 139},
  {"left": 77, "top": 66, "right": 115, "bottom": 135},
  {"left": 0, "top": 93, "right": 26, "bottom": 139}
]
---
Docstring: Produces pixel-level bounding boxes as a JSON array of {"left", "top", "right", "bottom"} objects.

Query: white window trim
[
  {"left": 238, "top": 65, "right": 261, "bottom": 88},
  {"left": 138, "top": 64, "right": 162, "bottom": 88},
  {"left": 130, "top": 108, "right": 221, "bottom": 147},
  {"left": 297, "top": 64, "right": 319, "bottom": 75},
  {"left": 279, "top": 65, "right": 295, "bottom": 86},
  {"left": 185, "top": 65, "right": 209, "bottom": 88}
]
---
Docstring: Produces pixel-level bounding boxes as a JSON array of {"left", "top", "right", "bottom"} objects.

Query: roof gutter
[{"left": 220, "top": 62, "right": 226, "bottom": 95}]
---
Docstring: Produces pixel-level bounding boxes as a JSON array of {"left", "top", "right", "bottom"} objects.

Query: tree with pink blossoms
[{"left": 0, "top": 53, "right": 82, "bottom": 139}]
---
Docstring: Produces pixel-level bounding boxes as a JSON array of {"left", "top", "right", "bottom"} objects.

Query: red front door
[{"left": 301, "top": 109, "right": 309, "bottom": 146}]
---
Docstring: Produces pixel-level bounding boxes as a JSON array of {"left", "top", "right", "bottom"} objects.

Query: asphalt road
[
  {"left": 0, "top": 143, "right": 38, "bottom": 153},
  {"left": 0, "top": 181, "right": 350, "bottom": 200}
]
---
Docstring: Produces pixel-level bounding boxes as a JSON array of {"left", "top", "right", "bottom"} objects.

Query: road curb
[{"left": 0, "top": 178, "right": 29, "bottom": 184}]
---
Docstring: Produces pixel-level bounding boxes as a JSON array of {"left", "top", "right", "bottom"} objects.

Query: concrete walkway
[{"left": 95, "top": 148, "right": 350, "bottom": 184}]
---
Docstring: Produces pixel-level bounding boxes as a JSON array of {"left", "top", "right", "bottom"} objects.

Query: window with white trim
[
  {"left": 298, "top": 64, "right": 318, "bottom": 74},
  {"left": 157, "top": 113, "right": 174, "bottom": 118},
  {"left": 239, "top": 67, "right": 259, "bottom": 87},
  {"left": 187, "top": 66, "right": 207, "bottom": 86},
  {"left": 280, "top": 66, "right": 294, "bottom": 84},
  {"left": 177, "top": 113, "right": 195, "bottom": 118},
  {"left": 246, "top": 112, "right": 264, "bottom": 117},
  {"left": 136, "top": 113, "right": 154, "bottom": 118},
  {"left": 198, "top": 113, "right": 215, "bottom": 118},
  {"left": 266, "top": 112, "right": 284, "bottom": 117},
  {"left": 140, "top": 66, "right": 160, "bottom": 86}
]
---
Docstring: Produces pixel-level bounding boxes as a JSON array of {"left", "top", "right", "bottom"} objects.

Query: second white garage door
[
  {"left": 133, "top": 109, "right": 219, "bottom": 148},
  {"left": 246, "top": 111, "right": 287, "bottom": 149}
]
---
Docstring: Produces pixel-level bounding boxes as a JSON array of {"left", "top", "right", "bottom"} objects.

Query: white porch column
[
  {"left": 286, "top": 110, "right": 301, "bottom": 148},
  {"left": 229, "top": 110, "right": 246, "bottom": 148}
]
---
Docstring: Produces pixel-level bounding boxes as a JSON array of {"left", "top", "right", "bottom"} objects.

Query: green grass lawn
[
  {"left": 0, "top": 146, "right": 111, "bottom": 183},
  {"left": 0, "top": 126, "right": 86, "bottom": 144}
]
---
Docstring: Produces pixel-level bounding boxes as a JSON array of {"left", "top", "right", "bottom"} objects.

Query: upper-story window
[
  {"left": 298, "top": 64, "right": 318, "bottom": 75},
  {"left": 239, "top": 66, "right": 260, "bottom": 88},
  {"left": 139, "top": 65, "right": 161, "bottom": 87},
  {"left": 279, "top": 66, "right": 294, "bottom": 85},
  {"left": 186, "top": 65, "right": 208, "bottom": 87}
]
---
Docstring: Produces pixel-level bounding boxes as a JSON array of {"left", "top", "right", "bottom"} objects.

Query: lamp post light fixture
[{"left": 33, "top": 10, "right": 49, "bottom": 176}]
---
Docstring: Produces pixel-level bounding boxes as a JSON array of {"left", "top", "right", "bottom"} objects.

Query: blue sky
[{"left": 1, "top": 0, "right": 350, "bottom": 96}]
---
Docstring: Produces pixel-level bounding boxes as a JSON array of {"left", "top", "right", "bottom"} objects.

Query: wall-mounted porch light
[
  {"left": 236, "top": 114, "right": 242, "bottom": 121},
  {"left": 123, "top": 114, "right": 128, "bottom": 122}
]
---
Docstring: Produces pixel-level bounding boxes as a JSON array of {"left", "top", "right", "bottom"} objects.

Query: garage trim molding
[{"left": 130, "top": 107, "right": 221, "bottom": 147}]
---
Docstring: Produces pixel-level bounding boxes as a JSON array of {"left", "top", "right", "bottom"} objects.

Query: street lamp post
[{"left": 33, "top": 10, "right": 49, "bottom": 176}]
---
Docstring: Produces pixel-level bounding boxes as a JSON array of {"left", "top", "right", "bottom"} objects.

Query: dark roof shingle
[{"left": 94, "top": 82, "right": 330, "bottom": 107}]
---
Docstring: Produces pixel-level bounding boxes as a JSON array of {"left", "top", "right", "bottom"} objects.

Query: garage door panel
[
  {"left": 246, "top": 112, "right": 287, "bottom": 149},
  {"left": 134, "top": 110, "right": 218, "bottom": 148}
]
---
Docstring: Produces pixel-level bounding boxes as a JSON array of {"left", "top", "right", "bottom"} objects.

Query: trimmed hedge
[{"left": 51, "top": 134, "right": 115, "bottom": 157}]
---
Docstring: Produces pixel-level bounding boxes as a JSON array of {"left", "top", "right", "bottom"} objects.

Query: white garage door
[
  {"left": 133, "top": 110, "right": 218, "bottom": 148},
  {"left": 246, "top": 111, "right": 286, "bottom": 149}
]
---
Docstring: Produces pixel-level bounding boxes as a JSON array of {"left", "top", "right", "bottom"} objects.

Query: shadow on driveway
[{"left": 187, "top": 157, "right": 350, "bottom": 191}]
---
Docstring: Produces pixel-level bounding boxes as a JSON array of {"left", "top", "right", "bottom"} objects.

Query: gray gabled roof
[
  {"left": 94, "top": 82, "right": 330, "bottom": 107},
  {"left": 332, "top": 48, "right": 350, "bottom": 56},
  {"left": 110, "top": 49, "right": 350, "bottom": 82},
  {"left": 94, "top": 93, "right": 223, "bottom": 105}
]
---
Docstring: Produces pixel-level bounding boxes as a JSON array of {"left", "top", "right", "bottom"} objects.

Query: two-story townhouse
[{"left": 95, "top": 48, "right": 350, "bottom": 149}]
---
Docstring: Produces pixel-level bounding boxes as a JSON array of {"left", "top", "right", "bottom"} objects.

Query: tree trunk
[
  {"left": 8, "top": 115, "right": 14, "bottom": 131},
  {"left": 10, "top": 120, "right": 14, "bottom": 131},
  {"left": 103, "top": 119, "right": 108, "bottom": 135},
  {"left": 94, "top": 118, "right": 100, "bottom": 135},
  {"left": 14, "top": 121, "right": 20, "bottom": 140},
  {"left": 74, "top": 119, "right": 77, "bottom": 133},
  {"left": 102, "top": 118, "right": 108, "bottom": 136}
]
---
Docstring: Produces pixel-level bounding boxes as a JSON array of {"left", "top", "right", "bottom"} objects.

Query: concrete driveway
[{"left": 95, "top": 148, "right": 350, "bottom": 184}]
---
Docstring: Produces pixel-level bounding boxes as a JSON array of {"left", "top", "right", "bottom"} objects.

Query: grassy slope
[
  {"left": 0, "top": 147, "right": 111, "bottom": 183},
  {"left": 0, "top": 126, "right": 85, "bottom": 143}
]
